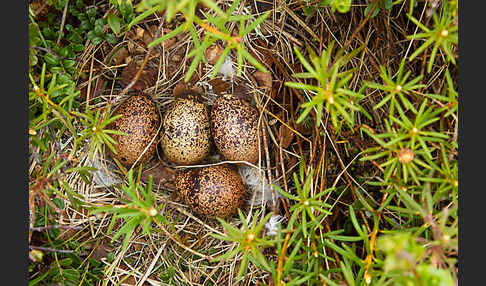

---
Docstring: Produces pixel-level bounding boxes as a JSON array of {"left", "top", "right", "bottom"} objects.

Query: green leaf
[
  {"left": 199, "top": 0, "right": 227, "bottom": 18},
  {"left": 240, "top": 48, "right": 268, "bottom": 73},
  {"left": 364, "top": 2, "right": 380, "bottom": 18},
  {"left": 105, "top": 33, "right": 117, "bottom": 45},
  {"left": 211, "top": 46, "right": 231, "bottom": 78},
  {"left": 395, "top": 186, "right": 427, "bottom": 217},
  {"left": 127, "top": 6, "right": 158, "bottom": 30},
  {"left": 87, "top": 7, "right": 97, "bottom": 20},
  {"left": 62, "top": 59, "right": 76, "bottom": 70},
  {"left": 44, "top": 53, "right": 59, "bottom": 66},
  {"left": 58, "top": 47, "right": 69, "bottom": 58},
  {"left": 237, "top": 254, "right": 249, "bottom": 279},
  {"left": 293, "top": 46, "right": 317, "bottom": 76},
  {"left": 29, "top": 271, "right": 50, "bottom": 286},
  {"left": 348, "top": 206, "right": 364, "bottom": 237},
  {"left": 274, "top": 184, "right": 300, "bottom": 201},
  {"left": 285, "top": 82, "right": 319, "bottom": 92},
  {"left": 211, "top": 247, "right": 240, "bottom": 262},
  {"left": 334, "top": 0, "right": 352, "bottom": 13},
  {"left": 242, "top": 11, "right": 270, "bottom": 35},
  {"left": 93, "top": 24, "right": 104, "bottom": 36},
  {"left": 324, "top": 240, "right": 364, "bottom": 266},
  {"left": 107, "top": 14, "right": 122, "bottom": 34}
]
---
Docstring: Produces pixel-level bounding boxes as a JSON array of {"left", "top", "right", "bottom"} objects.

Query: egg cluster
[{"left": 109, "top": 91, "right": 260, "bottom": 218}]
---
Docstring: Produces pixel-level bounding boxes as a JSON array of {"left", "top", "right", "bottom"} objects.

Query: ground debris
[
  {"left": 141, "top": 162, "right": 176, "bottom": 187},
  {"left": 120, "top": 59, "right": 159, "bottom": 91},
  {"left": 253, "top": 71, "right": 272, "bottom": 90},
  {"left": 89, "top": 156, "right": 122, "bottom": 188}
]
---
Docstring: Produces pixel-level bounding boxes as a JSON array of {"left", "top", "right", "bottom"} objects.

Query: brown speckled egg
[
  {"left": 161, "top": 96, "right": 211, "bottom": 165},
  {"left": 211, "top": 94, "right": 259, "bottom": 164},
  {"left": 175, "top": 165, "right": 247, "bottom": 218},
  {"left": 109, "top": 95, "right": 160, "bottom": 166}
]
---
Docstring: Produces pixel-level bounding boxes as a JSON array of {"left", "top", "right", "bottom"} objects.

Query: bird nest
[{"left": 58, "top": 8, "right": 293, "bottom": 286}]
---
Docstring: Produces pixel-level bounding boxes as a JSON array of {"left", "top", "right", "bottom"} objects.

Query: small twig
[
  {"left": 159, "top": 196, "right": 224, "bottom": 236},
  {"left": 102, "top": 231, "right": 136, "bottom": 286},
  {"left": 342, "top": 0, "right": 380, "bottom": 49},
  {"left": 450, "top": 120, "right": 458, "bottom": 160},
  {"left": 30, "top": 225, "right": 83, "bottom": 232},
  {"left": 30, "top": 46, "right": 60, "bottom": 57},
  {"left": 57, "top": 0, "right": 69, "bottom": 45},
  {"left": 29, "top": 245, "right": 75, "bottom": 254},
  {"left": 257, "top": 95, "right": 278, "bottom": 211},
  {"left": 85, "top": 56, "right": 95, "bottom": 112},
  {"left": 277, "top": 0, "right": 320, "bottom": 42},
  {"left": 276, "top": 231, "right": 292, "bottom": 286},
  {"left": 136, "top": 245, "right": 164, "bottom": 286},
  {"left": 264, "top": 108, "right": 312, "bottom": 145},
  {"left": 278, "top": 134, "right": 290, "bottom": 218},
  {"left": 262, "top": 119, "right": 277, "bottom": 211},
  {"left": 363, "top": 192, "right": 387, "bottom": 284},
  {"left": 173, "top": 159, "right": 262, "bottom": 170}
]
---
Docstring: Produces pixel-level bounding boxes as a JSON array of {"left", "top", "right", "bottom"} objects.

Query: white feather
[
  {"left": 89, "top": 155, "right": 122, "bottom": 188},
  {"left": 218, "top": 55, "right": 235, "bottom": 79},
  {"left": 265, "top": 215, "right": 286, "bottom": 236},
  {"left": 238, "top": 165, "right": 281, "bottom": 206}
]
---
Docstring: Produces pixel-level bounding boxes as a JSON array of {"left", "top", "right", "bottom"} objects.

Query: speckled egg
[
  {"left": 175, "top": 165, "right": 248, "bottom": 218},
  {"left": 211, "top": 94, "right": 259, "bottom": 164},
  {"left": 109, "top": 95, "right": 160, "bottom": 166},
  {"left": 161, "top": 96, "right": 211, "bottom": 165}
]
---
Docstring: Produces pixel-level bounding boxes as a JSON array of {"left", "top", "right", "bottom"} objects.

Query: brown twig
[
  {"left": 342, "top": 0, "right": 380, "bottom": 49},
  {"left": 57, "top": 0, "right": 69, "bottom": 45},
  {"left": 276, "top": 231, "right": 292, "bottom": 286},
  {"left": 31, "top": 225, "right": 83, "bottom": 232}
]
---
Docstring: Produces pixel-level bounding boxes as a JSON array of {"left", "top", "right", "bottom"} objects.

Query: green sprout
[
  {"left": 136, "top": 0, "right": 225, "bottom": 24},
  {"left": 360, "top": 99, "right": 450, "bottom": 185},
  {"left": 364, "top": 0, "right": 393, "bottom": 18},
  {"left": 375, "top": 232, "right": 454, "bottom": 286},
  {"left": 407, "top": 1, "right": 458, "bottom": 73},
  {"left": 137, "top": 0, "right": 269, "bottom": 82},
  {"left": 419, "top": 144, "right": 458, "bottom": 204},
  {"left": 212, "top": 210, "right": 276, "bottom": 280},
  {"left": 424, "top": 68, "right": 458, "bottom": 119},
  {"left": 274, "top": 168, "right": 332, "bottom": 238},
  {"left": 188, "top": 0, "right": 270, "bottom": 80},
  {"left": 285, "top": 42, "right": 365, "bottom": 129},
  {"left": 364, "top": 59, "right": 425, "bottom": 116},
  {"left": 29, "top": 63, "right": 78, "bottom": 146},
  {"left": 72, "top": 106, "right": 127, "bottom": 160},
  {"left": 91, "top": 169, "right": 166, "bottom": 253}
]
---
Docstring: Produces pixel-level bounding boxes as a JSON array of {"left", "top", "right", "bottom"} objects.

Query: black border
[
  {"left": 458, "top": 0, "right": 482, "bottom": 285},
  {"left": 7, "top": 0, "right": 29, "bottom": 283}
]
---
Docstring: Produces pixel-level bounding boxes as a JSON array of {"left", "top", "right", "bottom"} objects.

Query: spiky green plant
[
  {"left": 212, "top": 210, "right": 276, "bottom": 280},
  {"left": 407, "top": 1, "right": 458, "bottom": 73},
  {"left": 285, "top": 42, "right": 368, "bottom": 129},
  {"left": 90, "top": 170, "right": 167, "bottom": 253}
]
